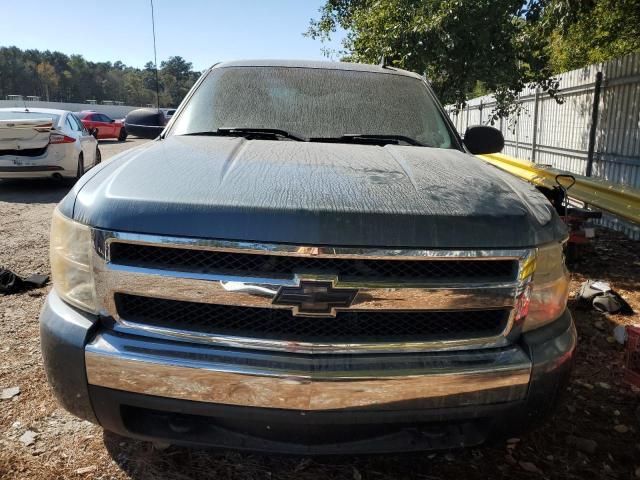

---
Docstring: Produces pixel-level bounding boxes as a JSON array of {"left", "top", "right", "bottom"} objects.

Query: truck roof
[{"left": 212, "top": 59, "right": 423, "bottom": 79}]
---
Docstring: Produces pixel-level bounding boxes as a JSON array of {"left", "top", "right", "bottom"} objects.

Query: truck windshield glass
[{"left": 170, "top": 67, "right": 455, "bottom": 148}]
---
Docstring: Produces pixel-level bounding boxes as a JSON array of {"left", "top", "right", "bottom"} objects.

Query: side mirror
[
  {"left": 110, "top": 119, "right": 115, "bottom": 123},
  {"left": 90, "top": 128, "right": 98, "bottom": 138},
  {"left": 463, "top": 125, "right": 504, "bottom": 155},
  {"left": 124, "top": 108, "right": 166, "bottom": 139}
]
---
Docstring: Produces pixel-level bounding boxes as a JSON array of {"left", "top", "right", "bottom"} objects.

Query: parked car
[
  {"left": 123, "top": 108, "right": 167, "bottom": 139},
  {"left": 41, "top": 60, "right": 574, "bottom": 454},
  {"left": 76, "top": 111, "right": 127, "bottom": 141},
  {"left": 160, "top": 108, "right": 176, "bottom": 121},
  {"left": 0, "top": 108, "right": 100, "bottom": 180}
]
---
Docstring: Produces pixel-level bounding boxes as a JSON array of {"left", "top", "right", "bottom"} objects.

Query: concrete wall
[{"left": 0, "top": 100, "right": 139, "bottom": 119}]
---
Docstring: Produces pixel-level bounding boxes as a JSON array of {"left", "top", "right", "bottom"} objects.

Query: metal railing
[{"left": 479, "top": 153, "right": 640, "bottom": 225}]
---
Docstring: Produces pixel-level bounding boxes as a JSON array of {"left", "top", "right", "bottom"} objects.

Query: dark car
[
  {"left": 41, "top": 60, "right": 574, "bottom": 454},
  {"left": 123, "top": 108, "right": 172, "bottom": 139}
]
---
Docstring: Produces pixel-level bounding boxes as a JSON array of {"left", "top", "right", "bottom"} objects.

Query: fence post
[
  {"left": 531, "top": 88, "right": 540, "bottom": 163},
  {"left": 478, "top": 101, "right": 483, "bottom": 124},
  {"left": 515, "top": 106, "right": 520, "bottom": 158},
  {"left": 586, "top": 71, "right": 603, "bottom": 177},
  {"left": 466, "top": 103, "right": 470, "bottom": 130}
]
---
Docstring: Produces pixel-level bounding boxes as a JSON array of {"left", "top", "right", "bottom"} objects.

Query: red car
[{"left": 76, "top": 111, "right": 127, "bottom": 141}]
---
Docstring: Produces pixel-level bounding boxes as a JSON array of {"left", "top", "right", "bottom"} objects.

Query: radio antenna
[{"left": 150, "top": 0, "right": 160, "bottom": 111}]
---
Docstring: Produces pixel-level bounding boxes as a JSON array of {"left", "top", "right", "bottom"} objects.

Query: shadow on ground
[
  {"left": 102, "top": 430, "right": 451, "bottom": 480},
  {"left": 99, "top": 139, "right": 130, "bottom": 145},
  {"left": 0, "top": 179, "right": 70, "bottom": 204}
]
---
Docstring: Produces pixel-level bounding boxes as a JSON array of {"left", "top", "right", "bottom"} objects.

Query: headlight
[
  {"left": 521, "top": 241, "right": 570, "bottom": 332},
  {"left": 50, "top": 208, "right": 97, "bottom": 313}
]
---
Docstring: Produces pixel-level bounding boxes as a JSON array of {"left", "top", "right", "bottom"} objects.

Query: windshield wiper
[
  {"left": 184, "top": 128, "right": 307, "bottom": 142},
  {"left": 310, "top": 134, "right": 427, "bottom": 147}
]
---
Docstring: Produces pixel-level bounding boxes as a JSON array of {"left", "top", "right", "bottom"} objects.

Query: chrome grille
[
  {"left": 115, "top": 293, "right": 510, "bottom": 343},
  {"left": 92, "top": 230, "right": 534, "bottom": 354},
  {"left": 109, "top": 243, "right": 518, "bottom": 282}
]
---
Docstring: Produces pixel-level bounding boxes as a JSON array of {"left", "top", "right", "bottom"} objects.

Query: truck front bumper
[{"left": 40, "top": 291, "right": 576, "bottom": 454}]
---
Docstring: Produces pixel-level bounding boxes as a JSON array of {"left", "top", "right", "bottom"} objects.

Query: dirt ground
[{"left": 1, "top": 138, "right": 639, "bottom": 479}]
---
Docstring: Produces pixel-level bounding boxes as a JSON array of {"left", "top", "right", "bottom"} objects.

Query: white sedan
[{"left": 0, "top": 108, "right": 100, "bottom": 180}]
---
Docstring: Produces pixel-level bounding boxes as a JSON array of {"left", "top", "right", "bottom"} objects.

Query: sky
[{"left": 0, "top": 0, "right": 347, "bottom": 71}]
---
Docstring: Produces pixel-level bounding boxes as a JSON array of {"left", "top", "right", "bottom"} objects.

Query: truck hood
[{"left": 64, "top": 136, "right": 566, "bottom": 248}]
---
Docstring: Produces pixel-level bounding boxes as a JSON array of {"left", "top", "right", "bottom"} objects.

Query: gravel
[{"left": 18, "top": 431, "right": 37, "bottom": 447}]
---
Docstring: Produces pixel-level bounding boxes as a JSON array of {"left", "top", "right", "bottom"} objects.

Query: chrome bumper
[{"left": 85, "top": 330, "right": 531, "bottom": 411}]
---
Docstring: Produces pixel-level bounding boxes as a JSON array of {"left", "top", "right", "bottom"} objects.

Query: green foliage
[
  {"left": 307, "top": 0, "right": 640, "bottom": 117},
  {"left": 160, "top": 56, "right": 198, "bottom": 107},
  {"left": 547, "top": 0, "right": 640, "bottom": 72},
  {"left": 0, "top": 47, "right": 200, "bottom": 107},
  {"left": 306, "top": 0, "right": 560, "bottom": 118}
]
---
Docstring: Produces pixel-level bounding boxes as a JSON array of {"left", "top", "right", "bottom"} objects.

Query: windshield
[{"left": 170, "top": 66, "right": 455, "bottom": 148}]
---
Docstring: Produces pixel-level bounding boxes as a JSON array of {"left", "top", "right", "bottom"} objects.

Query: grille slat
[
  {"left": 115, "top": 294, "right": 509, "bottom": 343},
  {"left": 109, "top": 243, "right": 518, "bottom": 282}
]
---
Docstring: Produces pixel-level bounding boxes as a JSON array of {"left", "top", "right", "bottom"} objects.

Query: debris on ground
[
  {"left": 566, "top": 435, "right": 598, "bottom": 453},
  {"left": 578, "top": 279, "right": 634, "bottom": 314},
  {"left": 614, "top": 424, "right": 630, "bottom": 434},
  {"left": 18, "top": 431, "right": 37, "bottom": 447},
  {"left": 1, "top": 386, "right": 20, "bottom": 400},
  {"left": 0, "top": 266, "right": 48, "bottom": 295},
  {"left": 75, "top": 465, "right": 98, "bottom": 475},
  {"left": 519, "top": 461, "right": 543, "bottom": 475},
  {"left": 614, "top": 325, "right": 628, "bottom": 344}
]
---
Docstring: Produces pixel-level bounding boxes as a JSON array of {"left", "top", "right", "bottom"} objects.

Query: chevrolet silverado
[{"left": 40, "top": 60, "right": 575, "bottom": 454}]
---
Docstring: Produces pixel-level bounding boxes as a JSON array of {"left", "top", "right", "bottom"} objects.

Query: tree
[
  {"left": 67, "top": 54, "right": 92, "bottom": 101},
  {"left": 308, "top": 0, "right": 640, "bottom": 117},
  {"left": 142, "top": 61, "right": 161, "bottom": 104},
  {"left": 307, "top": 0, "right": 561, "bottom": 118},
  {"left": 546, "top": 0, "right": 640, "bottom": 72},
  {"left": 160, "top": 56, "right": 200, "bottom": 107},
  {"left": 124, "top": 71, "right": 149, "bottom": 106},
  {"left": 160, "top": 56, "right": 192, "bottom": 83},
  {"left": 35, "top": 62, "right": 58, "bottom": 101},
  {"left": 0, "top": 47, "right": 199, "bottom": 107}
]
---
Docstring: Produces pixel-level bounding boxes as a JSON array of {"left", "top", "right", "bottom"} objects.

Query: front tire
[
  {"left": 94, "top": 147, "right": 101, "bottom": 166},
  {"left": 118, "top": 128, "right": 127, "bottom": 142}
]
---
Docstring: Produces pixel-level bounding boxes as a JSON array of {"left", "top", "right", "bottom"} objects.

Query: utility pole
[{"left": 150, "top": 0, "right": 160, "bottom": 110}]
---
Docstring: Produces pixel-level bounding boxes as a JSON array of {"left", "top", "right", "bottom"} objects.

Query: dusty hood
[{"left": 63, "top": 136, "right": 566, "bottom": 248}]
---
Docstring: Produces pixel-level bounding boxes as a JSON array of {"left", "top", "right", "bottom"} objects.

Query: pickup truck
[{"left": 40, "top": 60, "right": 575, "bottom": 454}]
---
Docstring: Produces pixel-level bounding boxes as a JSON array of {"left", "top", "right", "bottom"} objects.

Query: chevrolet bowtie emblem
[{"left": 272, "top": 281, "right": 358, "bottom": 316}]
